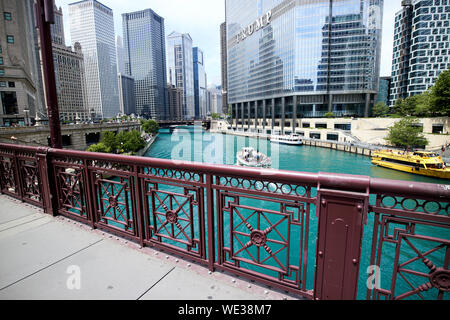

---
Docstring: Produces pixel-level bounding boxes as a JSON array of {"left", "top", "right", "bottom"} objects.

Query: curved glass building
[{"left": 226, "top": 0, "right": 383, "bottom": 133}]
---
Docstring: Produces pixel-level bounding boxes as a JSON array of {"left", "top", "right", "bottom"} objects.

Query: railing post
[
  {"left": 82, "top": 159, "right": 96, "bottom": 229},
  {"left": 205, "top": 174, "right": 215, "bottom": 272},
  {"left": 133, "top": 165, "right": 145, "bottom": 248},
  {"left": 314, "top": 174, "right": 369, "bottom": 300},
  {"left": 36, "top": 147, "right": 57, "bottom": 216}
]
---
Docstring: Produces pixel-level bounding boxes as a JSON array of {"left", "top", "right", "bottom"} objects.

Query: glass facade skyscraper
[
  {"left": 226, "top": 0, "right": 383, "bottom": 133},
  {"left": 167, "top": 32, "right": 195, "bottom": 120},
  {"left": 122, "top": 9, "right": 169, "bottom": 119},
  {"left": 68, "top": 0, "right": 120, "bottom": 119},
  {"left": 193, "top": 47, "right": 207, "bottom": 119},
  {"left": 390, "top": 0, "right": 450, "bottom": 105}
]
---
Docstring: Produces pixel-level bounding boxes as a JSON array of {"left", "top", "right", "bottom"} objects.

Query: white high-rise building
[
  {"left": 68, "top": 0, "right": 120, "bottom": 119},
  {"left": 390, "top": 0, "right": 450, "bottom": 105},
  {"left": 167, "top": 32, "right": 195, "bottom": 120}
]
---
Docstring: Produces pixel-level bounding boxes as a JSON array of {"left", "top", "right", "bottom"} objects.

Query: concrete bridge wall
[{"left": 0, "top": 122, "right": 141, "bottom": 150}]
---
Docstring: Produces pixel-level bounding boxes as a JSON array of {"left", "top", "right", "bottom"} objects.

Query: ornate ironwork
[
  {"left": 0, "top": 142, "right": 448, "bottom": 300},
  {"left": 367, "top": 192, "right": 450, "bottom": 300},
  {"left": 54, "top": 166, "right": 86, "bottom": 218},
  {"left": 19, "top": 160, "right": 41, "bottom": 204},
  {"left": 95, "top": 175, "right": 136, "bottom": 236},
  {"left": 0, "top": 156, "right": 16, "bottom": 195}
]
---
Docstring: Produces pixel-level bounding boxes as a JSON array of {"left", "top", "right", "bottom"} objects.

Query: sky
[{"left": 55, "top": 0, "right": 403, "bottom": 86}]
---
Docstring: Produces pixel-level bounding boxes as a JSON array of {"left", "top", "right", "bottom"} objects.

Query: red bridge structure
[{"left": 0, "top": 142, "right": 448, "bottom": 300}]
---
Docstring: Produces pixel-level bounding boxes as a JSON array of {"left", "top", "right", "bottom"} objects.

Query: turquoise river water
[{"left": 143, "top": 126, "right": 449, "bottom": 300}]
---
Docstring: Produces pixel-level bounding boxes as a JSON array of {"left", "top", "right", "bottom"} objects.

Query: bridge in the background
[
  {"left": 157, "top": 120, "right": 211, "bottom": 130},
  {"left": 0, "top": 122, "right": 141, "bottom": 150}
]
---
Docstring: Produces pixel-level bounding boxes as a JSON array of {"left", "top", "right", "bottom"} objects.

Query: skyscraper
[
  {"left": 118, "top": 73, "right": 136, "bottom": 115},
  {"left": 389, "top": 0, "right": 450, "bottom": 105},
  {"left": 377, "top": 77, "right": 392, "bottom": 107},
  {"left": 207, "top": 86, "right": 223, "bottom": 115},
  {"left": 193, "top": 47, "right": 207, "bottom": 119},
  {"left": 167, "top": 32, "right": 195, "bottom": 120},
  {"left": 168, "top": 83, "right": 183, "bottom": 121},
  {"left": 51, "top": 5, "right": 88, "bottom": 122},
  {"left": 115, "top": 35, "right": 126, "bottom": 75},
  {"left": 122, "top": 8, "right": 168, "bottom": 119},
  {"left": 0, "top": 0, "right": 44, "bottom": 126},
  {"left": 68, "top": 0, "right": 120, "bottom": 119},
  {"left": 220, "top": 22, "right": 228, "bottom": 115},
  {"left": 226, "top": 0, "right": 383, "bottom": 133}
]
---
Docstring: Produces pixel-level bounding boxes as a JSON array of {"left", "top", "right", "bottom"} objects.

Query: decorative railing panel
[
  {"left": 365, "top": 192, "right": 449, "bottom": 300},
  {"left": 0, "top": 143, "right": 448, "bottom": 300},
  {"left": 140, "top": 167, "right": 207, "bottom": 264},
  {"left": 214, "top": 174, "right": 315, "bottom": 299},
  {"left": 0, "top": 145, "right": 44, "bottom": 208},
  {"left": 53, "top": 162, "right": 87, "bottom": 220}
]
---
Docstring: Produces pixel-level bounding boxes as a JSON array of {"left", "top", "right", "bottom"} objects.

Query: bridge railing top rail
[{"left": 1, "top": 143, "right": 447, "bottom": 200}]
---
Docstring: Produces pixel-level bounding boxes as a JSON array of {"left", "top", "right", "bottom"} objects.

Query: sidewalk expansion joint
[
  {"left": 0, "top": 216, "right": 48, "bottom": 232},
  {"left": 136, "top": 266, "right": 176, "bottom": 300}
]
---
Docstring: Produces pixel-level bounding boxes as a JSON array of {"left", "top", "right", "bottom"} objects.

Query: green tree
[
  {"left": 413, "top": 90, "right": 433, "bottom": 117},
  {"left": 385, "top": 118, "right": 429, "bottom": 149},
  {"left": 101, "top": 131, "right": 119, "bottom": 153},
  {"left": 430, "top": 68, "right": 450, "bottom": 116},
  {"left": 394, "top": 97, "right": 416, "bottom": 116},
  {"left": 116, "top": 130, "right": 145, "bottom": 154},
  {"left": 372, "top": 102, "right": 390, "bottom": 117},
  {"left": 86, "top": 142, "right": 111, "bottom": 153},
  {"left": 324, "top": 112, "right": 334, "bottom": 118},
  {"left": 142, "top": 120, "right": 159, "bottom": 135},
  {"left": 211, "top": 113, "right": 220, "bottom": 120}
]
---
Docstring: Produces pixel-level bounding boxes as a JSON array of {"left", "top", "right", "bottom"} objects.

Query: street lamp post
[{"left": 35, "top": 0, "right": 62, "bottom": 148}]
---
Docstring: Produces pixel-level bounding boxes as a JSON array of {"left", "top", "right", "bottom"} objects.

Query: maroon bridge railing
[{"left": 0, "top": 142, "right": 448, "bottom": 300}]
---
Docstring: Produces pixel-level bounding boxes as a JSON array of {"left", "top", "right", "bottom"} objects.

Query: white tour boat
[
  {"left": 270, "top": 134, "right": 303, "bottom": 145},
  {"left": 236, "top": 147, "right": 271, "bottom": 168}
]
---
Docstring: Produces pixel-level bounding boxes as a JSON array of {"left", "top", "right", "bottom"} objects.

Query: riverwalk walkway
[{"left": 0, "top": 195, "right": 296, "bottom": 300}]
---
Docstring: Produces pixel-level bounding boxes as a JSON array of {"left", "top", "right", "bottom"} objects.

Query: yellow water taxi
[{"left": 371, "top": 150, "right": 450, "bottom": 180}]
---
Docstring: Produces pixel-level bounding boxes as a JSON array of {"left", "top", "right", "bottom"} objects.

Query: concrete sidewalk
[{"left": 0, "top": 195, "right": 297, "bottom": 300}]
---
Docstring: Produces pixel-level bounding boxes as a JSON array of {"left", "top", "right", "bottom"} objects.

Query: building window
[
  {"left": 4, "top": 12, "right": 12, "bottom": 21},
  {"left": 1, "top": 91, "right": 18, "bottom": 115},
  {"left": 0, "top": 81, "right": 6, "bottom": 87},
  {"left": 0, "top": 57, "right": 3, "bottom": 65},
  {"left": 327, "top": 133, "right": 339, "bottom": 141},
  {"left": 0, "top": 69, "right": 4, "bottom": 76},
  {"left": 432, "top": 124, "right": 444, "bottom": 134},
  {"left": 8, "top": 82, "right": 14, "bottom": 88},
  {"left": 6, "top": 35, "right": 14, "bottom": 44}
]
